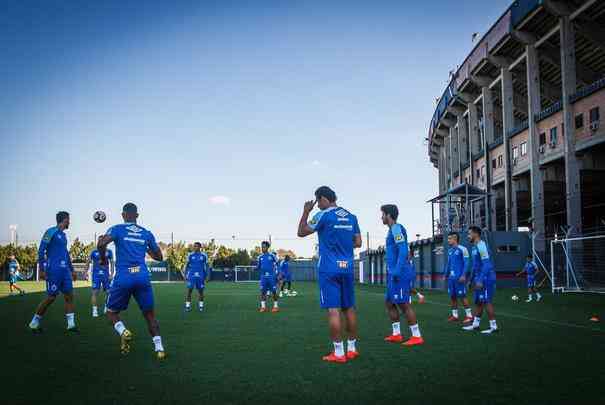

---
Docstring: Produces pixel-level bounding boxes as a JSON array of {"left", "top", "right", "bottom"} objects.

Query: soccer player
[
  {"left": 297, "top": 186, "right": 362, "bottom": 363},
  {"left": 408, "top": 248, "right": 425, "bottom": 304},
  {"left": 183, "top": 242, "right": 209, "bottom": 312},
  {"left": 7, "top": 254, "right": 25, "bottom": 295},
  {"left": 463, "top": 226, "right": 498, "bottom": 334},
  {"left": 89, "top": 238, "right": 114, "bottom": 317},
  {"left": 443, "top": 232, "right": 472, "bottom": 323},
  {"left": 97, "top": 203, "right": 166, "bottom": 359},
  {"left": 28, "top": 211, "right": 78, "bottom": 333},
  {"left": 381, "top": 204, "right": 424, "bottom": 346},
  {"left": 516, "top": 254, "right": 542, "bottom": 302},
  {"left": 279, "top": 255, "right": 293, "bottom": 297},
  {"left": 258, "top": 241, "right": 279, "bottom": 313}
]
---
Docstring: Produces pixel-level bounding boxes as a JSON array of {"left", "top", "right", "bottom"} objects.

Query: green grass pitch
[{"left": 1, "top": 281, "right": 604, "bottom": 404}]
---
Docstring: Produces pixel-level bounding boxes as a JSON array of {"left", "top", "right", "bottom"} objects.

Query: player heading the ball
[
  {"left": 298, "top": 186, "right": 361, "bottom": 363},
  {"left": 97, "top": 202, "right": 166, "bottom": 359}
]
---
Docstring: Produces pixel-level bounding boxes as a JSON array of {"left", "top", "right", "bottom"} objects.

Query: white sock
[
  {"left": 153, "top": 336, "right": 164, "bottom": 352},
  {"left": 261, "top": 301, "right": 266, "bottom": 309},
  {"left": 452, "top": 309, "right": 459, "bottom": 318},
  {"left": 273, "top": 301, "right": 279, "bottom": 308},
  {"left": 473, "top": 316, "right": 481, "bottom": 327},
  {"left": 333, "top": 341, "right": 345, "bottom": 357},
  {"left": 199, "top": 301, "right": 204, "bottom": 308},
  {"left": 114, "top": 321, "right": 126, "bottom": 336},
  {"left": 465, "top": 308, "right": 472, "bottom": 317},
  {"left": 417, "top": 293, "right": 424, "bottom": 299},
  {"left": 66, "top": 313, "right": 76, "bottom": 329},
  {"left": 185, "top": 301, "right": 191, "bottom": 307},
  {"left": 92, "top": 306, "right": 98, "bottom": 313},
  {"left": 536, "top": 292, "right": 542, "bottom": 299},
  {"left": 103, "top": 306, "right": 107, "bottom": 313},
  {"left": 410, "top": 323, "right": 421, "bottom": 338},
  {"left": 489, "top": 319, "right": 498, "bottom": 329},
  {"left": 30, "top": 314, "right": 41, "bottom": 327},
  {"left": 527, "top": 294, "right": 533, "bottom": 301},
  {"left": 347, "top": 339, "right": 357, "bottom": 353},
  {"left": 392, "top": 322, "right": 401, "bottom": 336}
]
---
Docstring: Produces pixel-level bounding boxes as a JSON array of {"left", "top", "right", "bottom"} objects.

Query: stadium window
[
  {"left": 539, "top": 132, "right": 546, "bottom": 145},
  {"left": 550, "top": 126, "right": 557, "bottom": 144},
  {"left": 520, "top": 142, "right": 527, "bottom": 156},
  {"left": 512, "top": 146, "right": 519, "bottom": 160},
  {"left": 590, "top": 107, "right": 600, "bottom": 123},
  {"left": 575, "top": 113, "right": 584, "bottom": 129},
  {"left": 497, "top": 155, "right": 503, "bottom": 168},
  {"left": 492, "top": 159, "right": 497, "bottom": 170},
  {"left": 476, "top": 168, "right": 480, "bottom": 179}
]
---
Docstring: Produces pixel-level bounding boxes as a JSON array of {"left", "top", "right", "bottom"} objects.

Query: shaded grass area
[{"left": 1, "top": 281, "right": 604, "bottom": 405}]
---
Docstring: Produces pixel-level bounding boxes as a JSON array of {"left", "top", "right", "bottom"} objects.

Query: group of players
[{"left": 20, "top": 185, "right": 536, "bottom": 364}]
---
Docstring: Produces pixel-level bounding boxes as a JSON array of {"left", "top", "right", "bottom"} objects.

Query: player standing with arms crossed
[
  {"left": 7, "top": 254, "right": 25, "bottom": 295},
  {"left": 443, "top": 232, "right": 472, "bottom": 323},
  {"left": 516, "top": 254, "right": 542, "bottom": 302},
  {"left": 298, "top": 186, "right": 362, "bottom": 363},
  {"left": 183, "top": 242, "right": 209, "bottom": 312},
  {"left": 380, "top": 204, "right": 424, "bottom": 346},
  {"left": 97, "top": 203, "right": 166, "bottom": 359},
  {"left": 89, "top": 238, "right": 114, "bottom": 317},
  {"left": 463, "top": 226, "right": 499, "bottom": 334},
  {"left": 29, "top": 211, "right": 78, "bottom": 332},
  {"left": 258, "top": 241, "right": 280, "bottom": 313}
]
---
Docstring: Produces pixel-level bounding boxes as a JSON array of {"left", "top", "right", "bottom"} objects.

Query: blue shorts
[
  {"left": 527, "top": 276, "right": 535, "bottom": 288},
  {"left": 385, "top": 275, "right": 411, "bottom": 304},
  {"left": 318, "top": 272, "right": 355, "bottom": 309},
  {"left": 106, "top": 275, "right": 154, "bottom": 312},
  {"left": 474, "top": 279, "right": 496, "bottom": 304},
  {"left": 448, "top": 279, "right": 467, "bottom": 298},
  {"left": 9, "top": 274, "right": 18, "bottom": 284},
  {"left": 409, "top": 275, "right": 416, "bottom": 290},
  {"left": 46, "top": 271, "right": 73, "bottom": 296},
  {"left": 281, "top": 273, "right": 292, "bottom": 282},
  {"left": 92, "top": 275, "right": 110, "bottom": 291},
  {"left": 260, "top": 277, "right": 277, "bottom": 294},
  {"left": 187, "top": 277, "right": 205, "bottom": 290}
]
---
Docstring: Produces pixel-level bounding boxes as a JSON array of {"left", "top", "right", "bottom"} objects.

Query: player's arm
[
  {"left": 297, "top": 200, "right": 317, "bottom": 237},
  {"left": 38, "top": 232, "right": 50, "bottom": 280},
  {"left": 458, "top": 249, "right": 469, "bottom": 283},
  {"left": 146, "top": 233, "right": 163, "bottom": 262},
  {"left": 475, "top": 244, "right": 491, "bottom": 289},
  {"left": 353, "top": 216, "right": 362, "bottom": 249},
  {"left": 109, "top": 252, "right": 115, "bottom": 278}
]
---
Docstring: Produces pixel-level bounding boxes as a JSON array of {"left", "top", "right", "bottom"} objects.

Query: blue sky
[{"left": 1, "top": 0, "right": 511, "bottom": 255}]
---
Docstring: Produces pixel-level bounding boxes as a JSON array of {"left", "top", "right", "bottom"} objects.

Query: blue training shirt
[
  {"left": 8, "top": 259, "right": 19, "bottom": 275},
  {"left": 186, "top": 251, "right": 208, "bottom": 279},
  {"left": 90, "top": 249, "right": 113, "bottom": 277},
  {"left": 257, "top": 253, "right": 278, "bottom": 279},
  {"left": 279, "top": 260, "right": 290, "bottom": 277},
  {"left": 308, "top": 206, "right": 361, "bottom": 274},
  {"left": 444, "top": 245, "right": 469, "bottom": 280},
  {"left": 38, "top": 227, "right": 73, "bottom": 274},
  {"left": 385, "top": 223, "right": 410, "bottom": 278},
  {"left": 524, "top": 261, "right": 537, "bottom": 276},
  {"left": 471, "top": 240, "right": 495, "bottom": 282},
  {"left": 105, "top": 223, "right": 159, "bottom": 277}
]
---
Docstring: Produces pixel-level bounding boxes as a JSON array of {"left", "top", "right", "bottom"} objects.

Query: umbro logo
[
  {"left": 126, "top": 225, "right": 142, "bottom": 233},
  {"left": 335, "top": 209, "right": 348, "bottom": 218}
]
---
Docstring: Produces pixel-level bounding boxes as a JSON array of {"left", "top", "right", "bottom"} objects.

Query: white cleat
[
  {"left": 536, "top": 295, "right": 542, "bottom": 302},
  {"left": 525, "top": 299, "right": 532, "bottom": 303},
  {"left": 480, "top": 327, "right": 498, "bottom": 334},
  {"left": 462, "top": 324, "right": 480, "bottom": 331}
]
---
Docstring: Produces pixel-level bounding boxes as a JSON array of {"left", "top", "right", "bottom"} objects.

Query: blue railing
[
  {"left": 488, "top": 135, "right": 504, "bottom": 150},
  {"left": 570, "top": 77, "right": 605, "bottom": 104},
  {"left": 507, "top": 120, "right": 529, "bottom": 138},
  {"left": 430, "top": 80, "right": 458, "bottom": 135},
  {"left": 534, "top": 100, "right": 562, "bottom": 122},
  {"left": 511, "top": 0, "right": 543, "bottom": 28}
]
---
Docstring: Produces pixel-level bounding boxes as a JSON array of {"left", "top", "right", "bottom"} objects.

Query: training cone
[{"left": 589, "top": 315, "right": 599, "bottom": 322}]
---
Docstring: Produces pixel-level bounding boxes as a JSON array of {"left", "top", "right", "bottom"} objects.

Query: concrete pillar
[
  {"left": 560, "top": 16, "right": 583, "bottom": 235},
  {"left": 526, "top": 45, "right": 546, "bottom": 252},
  {"left": 468, "top": 103, "right": 479, "bottom": 185},
  {"left": 458, "top": 114, "right": 469, "bottom": 169},
  {"left": 511, "top": 177, "right": 519, "bottom": 228},
  {"left": 501, "top": 68, "right": 514, "bottom": 231},
  {"left": 482, "top": 86, "right": 495, "bottom": 230},
  {"left": 449, "top": 128, "right": 455, "bottom": 186}
]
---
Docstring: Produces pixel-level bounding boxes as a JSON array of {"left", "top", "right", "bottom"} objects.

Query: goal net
[
  {"left": 550, "top": 234, "right": 605, "bottom": 293},
  {"left": 234, "top": 265, "right": 259, "bottom": 283}
]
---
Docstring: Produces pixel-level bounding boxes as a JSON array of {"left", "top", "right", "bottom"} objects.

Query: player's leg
[
  {"left": 400, "top": 299, "right": 423, "bottom": 346},
  {"left": 464, "top": 297, "right": 484, "bottom": 331},
  {"left": 533, "top": 286, "right": 542, "bottom": 301},
  {"left": 259, "top": 281, "right": 268, "bottom": 312},
  {"left": 461, "top": 295, "right": 473, "bottom": 322},
  {"left": 319, "top": 274, "right": 347, "bottom": 363},
  {"left": 384, "top": 302, "right": 404, "bottom": 342},
  {"left": 29, "top": 294, "right": 57, "bottom": 331},
  {"left": 286, "top": 280, "right": 292, "bottom": 294},
  {"left": 271, "top": 281, "right": 279, "bottom": 312},
  {"left": 133, "top": 280, "right": 165, "bottom": 358},
  {"left": 91, "top": 287, "right": 100, "bottom": 317},
  {"left": 448, "top": 280, "right": 459, "bottom": 321},
  {"left": 106, "top": 280, "right": 134, "bottom": 354},
  {"left": 197, "top": 284, "right": 205, "bottom": 311},
  {"left": 101, "top": 279, "right": 110, "bottom": 314},
  {"left": 60, "top": 272, "right": 77, "bottom": 331},
  {"left": 184, "top": 277, "right": 194, "bottom": 311},
  {"left": 341, "top": 273, "right": 358, "bottom": 358},
  {"left": 480, "top": 282, "right": 498, "bottom": 334}
]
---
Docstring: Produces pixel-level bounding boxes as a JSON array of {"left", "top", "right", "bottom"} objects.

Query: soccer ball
[
  {"left": 511, "top": 295, "right": 519, "bottom": 301},
  {"left": 93, "top": 211, "right": 106, "bottom": 223}
]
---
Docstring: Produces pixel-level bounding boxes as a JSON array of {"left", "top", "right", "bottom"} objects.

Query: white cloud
[
  {"left": 209, "top": 195, "right": 231, "bottom": 206},
  {"left": 311, "top": 160, "right": 320, "bottom": 166}
]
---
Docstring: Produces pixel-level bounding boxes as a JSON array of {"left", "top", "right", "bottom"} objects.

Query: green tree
[
  {"left": 69, "top": 238, "right": 95, "bottom": 263},
  {"left": 166, "top": 242, "right": 189, "bottom": 273}
]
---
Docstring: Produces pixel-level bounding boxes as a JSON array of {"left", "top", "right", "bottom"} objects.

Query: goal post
[
  {"left": 550, "top": 234, "right": 605, "bottom": 294},
  {"left": 234, "top": 265, "right": 259, "bottom": 283}
]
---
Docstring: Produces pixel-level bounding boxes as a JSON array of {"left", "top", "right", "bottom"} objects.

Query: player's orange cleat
[
  {"left": 259, "top": 308, "right": 267, "bottom": 313},
  {"left": 271, "top": 307, "right": 280, "bottom": 313},
  {"left": 463, "top": 316, "right": 473, "bottom": 324},
  {"left": 402, "top": 336, "right": 424, "bottom": 346},
  {"left": 447, "top": 315, "right": 459, "bottom": 322},
  {"left": 384, "top": 334, "right": 404, "bottom": 343},
  {"left": 418, "top": 294, "right": 426, "bottom": 304},
  {"left": 346, "top": 351, "right": 359, "bottom": 360},
  {"left": 322, "top": 352, "right": 347, "bottom": 363}
]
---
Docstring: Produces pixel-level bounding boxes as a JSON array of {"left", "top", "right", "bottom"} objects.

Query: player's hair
[
  {"left": 194, "top": 242, "right": 202, "bottom": 247},
  {"left": 315, "top": 186, "right": 337, "bottom": 203},
  {"left": 56, "top": 211, "right": 70, "bottom": 224},
  {"left": 285, "top": 255, "right": 290, "bottom": 261},
  {"left": 469, "top": 226, "right": 482, "bottom": 237},
  {"left": 447, "top": 231, "right": 460, "bottom": 242},
  {"left": 380, "top": 204, "right": 399, "bottom": 221},
  {"left": 123, "top": 202, "right": 138, "bottom": 213},
  {"left": 526, "top": 254, "right": 533, "bottom": 259},
  {"left": 261, "top": 241, "right": 271, "bottom": 248}
]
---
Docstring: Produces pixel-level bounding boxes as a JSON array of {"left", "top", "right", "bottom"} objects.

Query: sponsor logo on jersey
[{"left": 126, "top": 225, "right": 142, "bottom": 233}]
